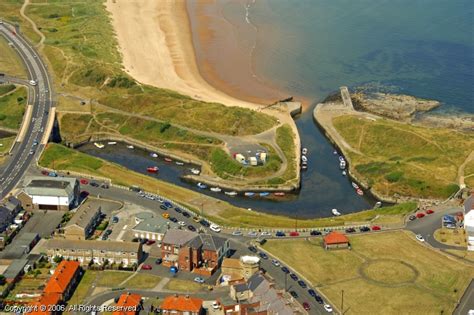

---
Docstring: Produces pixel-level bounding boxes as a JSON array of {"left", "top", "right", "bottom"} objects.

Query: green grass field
[
  {"left": 333, "top": 115, "right": 473, "bottom": 199},
  {"left": 0, "top": 36, "right": 27, "bottom": 79},
  {"left": 0, "top": 86, "right": 27, "bottom": 130},
  {"left": 264, "top": 231, "right": 473, "bottom": 314},
  {"left": 164, "top": 279, "right": 203, "bottom": 292},
  {"left": 0, "top": 136, "right": 15, "bottom": 155},
  {"left": 40, "top": 143, "right": 416, "bottom": 228}
]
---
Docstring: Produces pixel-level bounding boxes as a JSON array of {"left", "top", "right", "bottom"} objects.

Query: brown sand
[{"left": 106, "top": 0, "right": 269, "bottom": 110}]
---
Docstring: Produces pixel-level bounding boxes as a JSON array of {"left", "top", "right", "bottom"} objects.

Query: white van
[{"left": 29, "top": 80, "right": 37, "bottom": 86}]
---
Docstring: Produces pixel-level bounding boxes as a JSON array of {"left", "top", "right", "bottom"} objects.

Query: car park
[
  {"left": 310, "top": 230, "right": 322, "bottom": 236},
  {"left": 141, "top": 264, "right": 152, "bottom": 270},
  {"left": 416, "top": 234, "right": 425, "bottom": 242},
  {"left": 248, "top": 246, "right": 257, "bottom": 253},
  {"left": 371, "top": 225, "right": 381, "bottom": 231},
  {"left": 324, "top": 304, "right": 333, "bottom": 312},
  {"left": 290, "top": 273, "right": 298, "bottom": 281},
  {"left": 281, "top": 266, "right": 290, "bottom": 274},
  {"left": 232, "top": 230, "right": 243, "bottom": 236},
  {"left": 271, "top": 259, "right": 280, "bottom": 267},
  {"left": 194, "top": 277, "right": 205, "bottom": 283},
  {"left": 275, "top": 231, "right": 286, "bottom": 237},
  {"left": 259, "top": 252, "right": 268, "bottom": 260},
  {"left": 210, "top": 224, "right": 221, "bottom": 233}
]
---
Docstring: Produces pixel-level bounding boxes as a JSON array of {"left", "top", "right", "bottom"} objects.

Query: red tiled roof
[
  {"left": 26, "top": 293, "right": 61, "bottom": 315},
  {"left": 113, "top": 293, "right": 142, "bottom": 315},
  {"left": 44, "top": 260, "right": 80, "bottom": 294},
  {"left": 324, "top": 231, "right": 349, "bottom": 245},
  {"left": 161, "top": 295, "right": 203, "bottom": 312}
]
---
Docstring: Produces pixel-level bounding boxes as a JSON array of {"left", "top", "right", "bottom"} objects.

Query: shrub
[
  {"left": 385, "top": 171, "right": 403, "bottom": 182},
  {"left": 160, "top": 122, "right": 171, "bottom": 133}
]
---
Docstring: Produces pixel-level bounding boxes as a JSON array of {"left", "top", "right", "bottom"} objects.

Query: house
[
  {"left": 17, "top": 176, "right": 80, "bottom": 211},
  {"left": 0, "top": 197, "right": 22, "bottom": 233},
  {"left": 0, "top": 232, "right": 40, "bottom": 259},
  {"left": 160, "top": 295, "right": 204, "bottom": 315},
  {"left": 221, "top": 256, "right": 260, "bottom": 284},
  {"left": 45, "top": 239, "right": 143, "bottom": 267},
  {"left": 44, "top": 260, "right": 81, "bottom": 300},
  {"left": 113, "top": 292, "right": 142, "bottom": 315},
  {"left": 27, "top": 292, "right": 62, "bottom": 315},
  {"left": 132, "top": 213, "right": 176, "bottom": 241},
  {"left": 323, "top": 231, "right": 350, "bottom": 250},
  {"left": 2, "top": 258, "right": 29, "bottom": 284},
  {"left": 464, "top": 210, "right": 474, "bottom": 251},
  {"left": 161, "top": 230, "right": 229, "bottom": 275},
  {"left": 63, "top": 200, "right": 102, "bottom": 240},
  {"left": 229, "top": 273, "right": 293, "bottom": 315}
]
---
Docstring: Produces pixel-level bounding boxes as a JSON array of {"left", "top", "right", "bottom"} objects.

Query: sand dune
[{"left": 105, "top": 0, "right": 264, "bottom": 110}]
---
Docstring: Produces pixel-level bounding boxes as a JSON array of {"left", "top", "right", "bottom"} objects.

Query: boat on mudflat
[
  {"left": 94, "top": 142, "right": 104, "bottom": 149},
  {"left": 164, "top": 157, "right": 173, "bottom": 163},
  {"left": 126, "top": 145, "right": 134, "bottom": 149},
  {"left": 332, "top": 209, "right": 341, "bottom": 216},
  {"left": 197, "top": 182, "right": 207, "bottom": 189},
  {"left": 108, "top": 141, "right": 117, "bottom": 145},
  {"left": 259, "top": 192, "right": 270, "bottom": 197},
  {"left": 210, "top": 187, "right": 222, "bottom": 192},
  {"left": 147, "top": 166, "right": 159, "bottom": 173},
  {"left": 150, "top": 153, "right": 158, "bottom": 158},
  {"left": 274, "top": 192, "right": 286, "bottom": 197},
  {"left": 302, "top": 147, "right": 308, "bottom": 155},
  {"left": 175, "top": 161, "right": 184, "bottom": 166},
  {"left": 190, "top": 168, "right": 200, "bottom": 175},
  {"left": 339, "top": 160, "right": 346, "bottom": 170},
  {"left": 225, "top": 191, "right": 237, "bottom": 196},
  {"left": 301, "top": 155, "right": 308, "bottom": 162},
  {"left": 356, "top": 188, "right": 364, "bottom": 196},
  {"left": 351, "top": 182, "right": 359, "bottom": 189},
  {"left": 244, "top": 192, "right": 255, "bottom": 197}
]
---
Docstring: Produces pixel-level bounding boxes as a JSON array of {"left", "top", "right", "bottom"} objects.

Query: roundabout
[{"left": 359, "top": 259, "right": 419, "bottom": 287}]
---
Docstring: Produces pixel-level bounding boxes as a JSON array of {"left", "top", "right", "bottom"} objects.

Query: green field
[
  {"left": 40, "top": 143, "right": 417, "bottom": 228},
  {"left": 0, "top": 136, "right": 15, "bottom": 155},
  {"left": 164, "top": 279, "right": 203, "bottom": 292},
  {"left": 0, "top": 86, "right": 27, "bottom": 130},
  {"left": 333, "top": 115, "right": 473, "bottom": 199},
  {"left": 264, "top": 231, "right": 474, "bottom": 314}
]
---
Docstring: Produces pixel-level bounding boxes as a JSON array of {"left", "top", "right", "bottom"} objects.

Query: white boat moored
[
  {"left": 94, "top": 142, "right": 104, "bottom": 149},
  {"left": 332, "top": 209, "right": 341, "bottom": 216},
  {"left": 210, "top": 187, "right": 222, "bottom": 192}
]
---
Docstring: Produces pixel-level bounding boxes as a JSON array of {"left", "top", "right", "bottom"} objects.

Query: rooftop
[
  {"left": 162, "top": 229, "right": 197, "bottom": 247},
  {"left": 2, "top": 258, "right": 28, "bottom": 279},
  {"left": 324, "top": 231, "right": 350, "bottom": 245},
  {"left": 44, "top": 260, "right": 80, "bottom": 294},
  {"left": 65, "top": 200, "right": 101, "bottom": 229},
  {"left": 45, "top": 239, "right": 140, "bottom": 253},
  {"left": 27, "top": 293, "right": 61, "bottom": 315},
  {"left": 161, "top": 295, "right": 203, "bottom": 312},
  {"left": 188, "top": 233, "right": 227, "bottom": 251},
  {"left": 23, "top": 176, "right": 77, "bottom": 197},
  {"left": 113, "top": 293, "right": 142, "bottom": 315},
  {"left": 133, "top": 215, "right": 176, "bottom": 234}
]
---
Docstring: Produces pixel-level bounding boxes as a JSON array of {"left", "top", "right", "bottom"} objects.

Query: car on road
[
  {"left": 169, "top": 217, "right": 178, "bottom": 223},
  {"left": 141, "top": 264, "right": 152, "bottom": 270},
  {"left": 100, "top": 183, "right": 109, "bottom": 189},
  {"left": 324, "top": 304, "right": 333, "bottom": 312},
  {"left": 155, "top": 258, "right": 162, "bottom": 265},
  {"left": 80, "top": 191, "right": 89, "bottom": 198},
  {"left": 310, "top": 230, "right": 322, "bottom": 236},
  {"left": 416, "top": 234, "right": 425, "bottom": 242},
  {"left": 178, "top": 221, "right": 186, "bottom": 226},
  {"left": 210, "top": 224, "right": 221, "bottom": 233},
  {"left": 29, "top": 80, "right": 37, "bottom": 86},
  {"left": 41, "top": 170, "right": 49, "bottom": 176},
  {"left": 416, "top": 212, "right": 425, "bottom": 218},
  {"left": 289, "top": 291, "right": 298, "bottom": 298},
  {"left": 275, "top": 231, "right": 286, "bottom": 237},
  {"left": 182, "top": 211, "right": 190, "bottom": 217},
  {"left": 162, "top": 212, "right": 170, "bottom": 219},
  {"left": 259, "top": 252, "right": 268, "bottom": 260},
  {"left": 187, "top": 225, "right": 196, "bottom": 232},
  {"left": 80, "top": 179, "right": 89, "bottom": 185},
  {"left": 248, "top": 246, "right": 257, "bottom": 253},
  {"left": 271, "top": 259, "right": 280, "bottom": 267},
  {"left": 426, "top": 209, "right": 434, "bottom": 214},
  {"left": 409, "top": 215, "right": 416, "bottom": 221},
  {"left": 194, "top": 277, "right": 205, "bottom": 284},
  {"left": 298, "top": 280, "right": 307, "bottom": 288},
  {"left": 315, "top": 295, "right": 324, "bottom": 304},
  {"left": 290, "top": 273, "right": 298, "bottom": 281},
  {"left": 345, "top": 227, "right": 356, "bottom": 233},
  {"left": 111, "top": 216, "right": 119, "bottom": 223},
  {"left": 247, "top": 231, "right": 258, "bottom": 237},
  {"left": 308, "top": 289, "right": 316, "bottom": 297},
  {"left": 174, "top": 207, "right": 182, "bottom": 213},
  {"left": 371, "top": 225, "right": 381, "bottom": 231},
  {"left": 29, "top": 149, "right": 35, "bottom": 155},
  {"left": 289, "top": 231, "right": 300, "bottom": 237},
  {"left": 302, "top": 302, "right": 311, "bottom": 311},
  {"left": 232, "top": 230, "right": 243, "bottom": 236},
  {"left": 360, "top": 226, "right": 370, "bottom": 232},
  {"left": 160, "top": 205, "right": 167, "bottom": 210},
  {"left": 281, "top": 266, "right": 290, "bottom": 274}
]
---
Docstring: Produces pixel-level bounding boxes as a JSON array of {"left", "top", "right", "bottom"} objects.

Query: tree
[{"left": 53, "top": 255, "right": 63, "bottom": 264}]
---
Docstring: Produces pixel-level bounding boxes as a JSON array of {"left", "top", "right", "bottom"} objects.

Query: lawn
[
  {"left": 39, "top": 143, "right": 417, "bottom": 229},
  {"left": 333, "top": 115, "right": 473, "bottom": 199},
  {"left": 264, "top": 231, "right": 474, "bottom": 314},
  {"left": 434, "top": 228, "right": 467, "bottom": 247},
  {"left": 96, "top": 270, "right": 131, "bottom": 288},
  {"left": 164, "top": 279, "right": 203, "bottom": 292},
  {"left": 0, "top": 32, "right": 27, "bottom": 79},
  {"left": 68, "top": 270, "right": 97, "bottom": 305},
  {"left": 124, "top": 273, "right": 161, "bottom": 289},
  {"left": 0, "top": 136, "right": 15, "bottom": 155},
  {"left": 0, "top": 86, "right": 27, "bottom": 130}
]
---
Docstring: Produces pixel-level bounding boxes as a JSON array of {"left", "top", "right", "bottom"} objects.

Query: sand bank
[{"left": 106, "top": 0, "right": 268, "bottom": 110}]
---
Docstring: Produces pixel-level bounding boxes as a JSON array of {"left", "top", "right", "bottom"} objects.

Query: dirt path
[
  {"left": 457, "top": 150, "right": 474, "bottom": 188},
  {"left": 20, "top": 0, "right": 45, "bottom": 48}
]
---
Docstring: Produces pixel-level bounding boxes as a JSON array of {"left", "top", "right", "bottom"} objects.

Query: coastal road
[{"left": 0, "top": 21, "right": 53, "bottom": 200}]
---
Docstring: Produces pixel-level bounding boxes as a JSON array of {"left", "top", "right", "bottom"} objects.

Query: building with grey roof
[
  {"left": 132, "top": 213, "right": 177, "bottom": 241},
  {"left": 45, "top": 239, "right": 143, "bottom": 267},
  {"left": 63, "top": 199, "right": 102, "bottom": 240},
  {"left": 17, "top": 176, "right": 80, "bottom": 211},
  {"left": 0, "top": 197, "right": 22, "bottom": 233},
  {"left": 0, "top": 232, "right": 40, "bottom": 260},
  {"left": 2, "top": 258, "right": 29, "bottom": 283}
]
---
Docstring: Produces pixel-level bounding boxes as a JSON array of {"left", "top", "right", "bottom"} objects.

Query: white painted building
[{"left": 464, "top": 209, "right": 474, "bottom": 251}]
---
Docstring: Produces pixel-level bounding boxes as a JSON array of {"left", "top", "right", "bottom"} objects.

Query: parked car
[
  {"left": 162, "top": 212, "right": 169, "bottom": 219},
  {"left": 409, "top": 215, "right": 417, "bottom": 221},
  {"left": 232, "top": 230, "right": 243, "bottom": 236},
  {"left": 194, "top": 277, "right": 205, "bottom": 284},
  {"left": 169, "top": 217, "right": 178, "bottom": 223},
  {"left": 146, "top": 240, "right": 156, "bottom": 245},
  {"left": 248, "top": 246, "right": 258, "bottom": 253},
  {"left": 211, "top": 301, "right": 220, "bottom": 310},
  {"left": 193, "top": 216, "right": 200, "bottom": 222},
  {"left": 324, "top": 304, "right": 333, "bottom": 312},
  {"left": 187, "top": 225, "right": 196, "bottom": 232},
  {"left": 247, "top": 231, "right": 258, "bottom": 237},
  {"left": 182, "top": 211, "right": 190, "bottom": 218},
  {"left": 155, "top": 258, "right": 162, "bottom": 265},
  {"left": 345, "top": 227, "right": 356, "bottom": 233},
  {"left": 41, "top": 170, "right": 49, "bottom": 176},
  {"left": 426, "top": 209, "right": 435, "bottom": 214},
  {"left": 100, "top": 183, "right": 109, "bottom": 189},
  {"left": 281, "top": 266, "right": 290, "bottom": 274},
  {"left": 416, "top": 212, "right": 425, "bottom": 218},
  {"left": 275, "top": 231, "right": 286, "bottom": 237},
  {"left": 290, "top": 273, "right": 298, "bottom": 281},
  {"left": 174, "top": 207, "right": 182, "bottom": 213},
  {"left": 260, "top": 231, "right": 272, "bottom": 237},
  {"left": 308, "top": 289, "right": 316, "bottom": 297},
  {"left": 178, "top": 221, "right": 186, "bottom": 226},
  {"left": 210, "top": 224, "right": 221, "bottom": 233},
  {"left": 360, "top": 226, "right": 370, "bottom": 232},
  {"left": 303, "top": 302, "right": 311, "bottom": 311},
  {"left": 105, "top": 229, "right": 112, "bottom": 236},
  {"left": 271, "top": 259, "right": 280, "bottom": 267},
  {"left": 310, "top": 230, "right": 322, "bottom": 236},
  {"left": 164, "top": 201, "right": 173, "bottom": 208},
  {"left": 315, "top": 295, "right": 324, "bottom": 304},
  {"left": 80, "top": 178, "right": 89, "bottom": 185},
  {"left": 101, "top": 234, "right": 108, "bottom": 240},
  {"left": 159, "top": 205, "right": 167, "bottom": 211},
  {"left": 80, "top": 191, "right": 89, "bottom": 198},
  {"left": 290, "top": 291, "right": 298, "bottom": 298},
  {"left": 199, "top": 220, "right": 210, "bottom": 227},
  {"left": 289, "top": 231, "right": 300, "bottom": 237},
  {"left": 90, "top": 182, "right": 99, "bottom": 187},
  {"left": 256, "top": 238, "right": 267, "bottom": 245},
  {"left": 111, "top": 216, "right": 119, "bottom": 223},
  {"left": 371, "top": 225, "right": 381, "bottom": 231},
  {"left": 298, "top": 280, "right": 307, "bottom": 288},
  {"left": 259, "top": 252, "right": 268, "bottom": 260},
  {"left": 416, "top": 234, "right": 425, "bottom": 242},
  {"left": 141, "top": 264, "right": 152, "bottom": 270}
]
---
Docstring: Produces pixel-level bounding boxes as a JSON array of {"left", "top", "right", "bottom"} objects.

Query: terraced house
[{"left": 62, "top": 200, "right": 102, "bottom": 240}]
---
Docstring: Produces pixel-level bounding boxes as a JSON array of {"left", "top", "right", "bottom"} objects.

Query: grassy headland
[
  {"left": 40, "top": 143, "right": 416, "bottom": 228},
  {"left": 332, "top": 115, "right": 473, "bottom": 199}
]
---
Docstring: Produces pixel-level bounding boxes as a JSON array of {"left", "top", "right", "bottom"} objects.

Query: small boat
[
  {"left": 351, "top": 182, "right": 359, "bottom": 189},
  {"left": 356, "top": 188, "right": 364, "bottom": 196},
  {"left": 302, "top": 147, "right": 308, "bottom": 155},
  {"left": 301, "top": 155, "right": 308, "bottom": 162},
  {"left": 190, "top": 168, "right": 200, "bottom": 175},
  {"left": 108, "top": 141, "right": 117, "bottom": 145},
  {"left": 150, "top": 153, "right": 158, "bottom": 158},
  {"left": 374, "top": 201, "right": 382, "bottom": 208},
  {"left": 197, "top": 182, "right": 207, "bottom": 189},
  {"left": 164, "top": 158, "right": 172, "bottom": 163},
  {"left": 342, "top": 170, "right": 347, "bottom": 176},
  {"left": 94, "top": 142, "right": 104, "bottom": 149},
  {"left": 301, "top": 164, "right": 308, "bottom": 170},
  {"left": 244, "top": 192, "right": 255, "bottom": 197},
  {"left": 225, "top": 191, "right": 238, "bottom": 196},
  {"left": 210, "top": 187, "right": 222, "bottom": 192},
  {"left": 332, "top": 209, "right": 341, "bottom": 216},
  {"left": 333, "top": 150, "right": 338, "bottom": 155},
  {"left": 274, "top": 192, "right": 286, "bottom": 197},
  {"left": 175, "top": 161, "right": 184, "bottom": 166},
  {"left": 126, "top": 145, "right": 134, "bottom": 149},
  {"left": 259, "top": 192, "right": 270, "bottom": 197},
  {"left": 339, "top": 156, "right": 345, "bottom": 162},
  {"left": 339, "top": 160, "right": 346, "bottom": 170},
  {"left": 147, "top": 166, "right": 159, "bottom": 173}
]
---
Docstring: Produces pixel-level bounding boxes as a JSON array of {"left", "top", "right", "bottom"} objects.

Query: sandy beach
[{"left": 105, "top": 0, "right": 269, "bottom": 111}]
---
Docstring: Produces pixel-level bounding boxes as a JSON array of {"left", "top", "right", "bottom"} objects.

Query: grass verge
[
  {"left": 164, "top": 279, "right": 203, "bottom": 292},
  {"left": 124, "top": 273, "right": 161, "bottom": 289},
  {"left": 0, "top": 86, "right": 27, "bottom": 130},
  {"left": 0, "top": 135, "right": 15, "bottom": 155}
]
